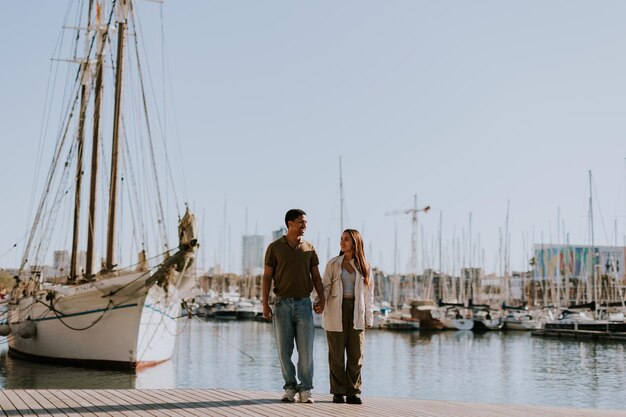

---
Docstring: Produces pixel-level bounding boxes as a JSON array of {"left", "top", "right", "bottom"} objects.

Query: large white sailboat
[{"left": 7, "top": 0, "right": 197, "bottom": 369}]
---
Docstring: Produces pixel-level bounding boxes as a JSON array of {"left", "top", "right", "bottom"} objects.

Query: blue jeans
[{"left": 273, "top": 296, "right": 315, "bottom": 391}]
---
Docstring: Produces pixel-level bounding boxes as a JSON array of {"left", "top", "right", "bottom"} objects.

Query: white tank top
[{"left": 341, "top": 268, "right": 356, "bottom": 297}]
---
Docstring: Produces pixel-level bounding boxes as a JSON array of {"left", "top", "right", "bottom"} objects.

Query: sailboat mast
[
  {"left": 106, "top": 0, "right": 129, "bottom": 271},
  {"left": 86, "top": 3, "right": 106, "bottom": 278},
  {"left": 504, "top": 200, "right": 510, "bottom": 305},
  {"left": 438, "top": 211, "right": 442, "bottom": 275},
  {"left": 70, "top": 1, "right": 95, "bottom": 282},
  {"left": 588, "top": 170, "right": 598, "bottom": 316},
  {"left": 70, "top": 80, "right": 88, "bottom": 281},
  {"left": 339, "top": 156, "right": 344, "bottom": 232}
]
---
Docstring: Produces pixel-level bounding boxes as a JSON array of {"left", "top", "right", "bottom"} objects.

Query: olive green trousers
[{"left": 325, "top": 298, "right": 365, "bottom": 395}]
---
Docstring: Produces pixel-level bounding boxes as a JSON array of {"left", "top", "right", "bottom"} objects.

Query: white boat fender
[
  {"left": 12, "top": 320, "right": 36, "bottom": 339},
  {"left": 0, "top": 324, "right": 9, "bottom": 336}
]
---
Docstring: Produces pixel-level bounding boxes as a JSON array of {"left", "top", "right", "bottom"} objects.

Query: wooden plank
[
  {"left": 36, "top": 390, "right": 81, "bottom": 417},
  {"left": 205, "top": 388, "right": 287, "bottom": 417},
  {"left": 93, "top": 390, "right": 142, "bottom": 417},
  {"left": 185, "top": 389, "right": 262, "bottom": 417},
  {"left": 112, "top": 390, "right": 173, "bottom": 417},
  {"left": 148, "top": 389, "right": 231, "bottom": 417},
  {"left": 215, "top": 388, "right": 298, "bottom": 417},
  {"left": 45, "top": 390, "right": 97, "bottom": 417},
  {"left": 57, "top": 389, "right": 106, "bottom": 417},
  {"left": 70, "top": 390, "right": 124, "bottom": 417},
  {"left": 195, "top": 389, "right": 272, "bottom": 417},
  {"left": 92, "top": 390, "right": 155, "bottom": 417},
  {"left": 221, "top": 389, "right": 399, "bottom": 417},
  {"left": 120, "top": 390, "right": 188, "bottom": 417},
  {"left": 0, "top": 390, "right": 18, "bottom": 417},
  {"left": 13, "top": 391, "right": 55, "bottom": 417},
  {"left": 20, "top": 390, "right": 63, "bottom": 417},
  {"left": 131, "top": 390, "right": 210, "bottom": 417},
  {"left": 218, "top": 388, "right": 341, "bottom": 417},
  {"left": 2, "top": 390, "right": 34, "bottom": 417}
]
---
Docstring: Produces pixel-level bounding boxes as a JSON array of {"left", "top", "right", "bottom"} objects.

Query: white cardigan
[{"left": 320, "top": 254, "right": 374, "bottom": 331}]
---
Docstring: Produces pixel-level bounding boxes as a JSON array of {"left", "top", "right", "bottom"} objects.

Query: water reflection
[
  {"left": 0, "top": 348, "right": 136, "bottom": 389},
  {"left": 0, "top": 321, "right": 625, "bottom": 410}
]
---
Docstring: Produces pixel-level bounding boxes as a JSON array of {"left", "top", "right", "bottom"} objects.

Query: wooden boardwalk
[{"left": 0, "top": 389, "right": 623, "bottom": 417}]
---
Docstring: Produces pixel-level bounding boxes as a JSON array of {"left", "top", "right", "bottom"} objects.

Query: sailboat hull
[{"left": 8, "top": 272, "right": 182, "bottom": 369}]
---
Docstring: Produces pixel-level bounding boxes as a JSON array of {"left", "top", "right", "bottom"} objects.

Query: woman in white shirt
[{"left": 320, "top": 229, "right": 374, "bottom": 405}]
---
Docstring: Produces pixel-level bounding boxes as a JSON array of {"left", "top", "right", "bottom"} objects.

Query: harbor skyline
[
  {"left": 0, "top": 3, "right": 624, "bottom": 416},
  {"left": 2, "top": 1, "right": 626, "bottom": 276}
]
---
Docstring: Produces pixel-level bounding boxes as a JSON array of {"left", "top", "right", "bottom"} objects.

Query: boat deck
[
  {"left": 0, "top": 389, "right": 622, "bottom": 417},
  {"left": 533, "top": 328, "right": 626, "bottom": 341}
]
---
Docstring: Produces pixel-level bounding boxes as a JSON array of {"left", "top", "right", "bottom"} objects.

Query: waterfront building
[
  {"left": 242, "top": 235, "right": 264, "bottom": 276},
  {"left": 533, "top": 244, "right": 625, "bottom": 281},
  {"left": 532, "top": 244, "right": 626, "bottom": 306}
]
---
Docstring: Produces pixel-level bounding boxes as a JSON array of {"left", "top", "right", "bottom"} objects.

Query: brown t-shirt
[{"left": 264, "top": 236, "right": 319, "bottom": 298}]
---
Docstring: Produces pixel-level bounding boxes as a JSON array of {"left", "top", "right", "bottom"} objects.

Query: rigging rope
[
  {"left": 20, "top": 0, "right": 119, "bottom": 274},
  {"left": 44, "top": 298, "right": 114, "bottom": 332},
  {"left": 128, "top": 5, "right": 171, "bottom": 251},
  {"left": 131, "top": 2, "right": 183, "bottom": 214}
]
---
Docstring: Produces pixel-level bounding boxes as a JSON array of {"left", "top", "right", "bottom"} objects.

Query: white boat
[
  {"left": 433, "top": 307, "right": 474, "bottom": 331},
  {"left": 9, "top": 253, "right": 195, "bottom": 368},
  {"left": 503, "top": 311, "right": 543, "bottom": 331},
  {"left": 541, "top": 307, "right": 626, "bottom": 336},
  {"left": 8, "top": 0, "right": 197, "bottom": 369},
  {"left": 235, "top": 300, "right": 259, "bottom": 320}
]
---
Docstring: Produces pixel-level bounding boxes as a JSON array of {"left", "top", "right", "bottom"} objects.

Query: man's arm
[
  {"left": 312, "top": 265, "right": 325, "bottom": 314},
  {"left": 262, "top": 265, "right": 274, "bottom": 320}
]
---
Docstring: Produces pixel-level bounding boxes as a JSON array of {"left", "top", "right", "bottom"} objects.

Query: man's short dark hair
[{"left": 285, "top": 209, "right": 306, "bottom": 227}]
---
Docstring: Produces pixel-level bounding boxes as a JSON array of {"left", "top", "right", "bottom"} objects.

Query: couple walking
[{"left": 262, "top": 209, "right": 374, "bottom": 404}]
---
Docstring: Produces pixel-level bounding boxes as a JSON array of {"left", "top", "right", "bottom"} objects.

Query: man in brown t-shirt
[{"left": 262, "top": 209, "right": 325, "bottom": 403}]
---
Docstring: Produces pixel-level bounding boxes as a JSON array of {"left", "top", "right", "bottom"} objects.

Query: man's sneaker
[
  {"left": 298, "top": 389, "right": 314, "bottom": 403},
  {"left": 281, "top": 388, "right": 297, "bottom": 403}
]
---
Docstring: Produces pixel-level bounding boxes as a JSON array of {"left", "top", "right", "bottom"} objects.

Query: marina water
[{"left": 1, "top": 319, "right": 624, "bottom": 411}]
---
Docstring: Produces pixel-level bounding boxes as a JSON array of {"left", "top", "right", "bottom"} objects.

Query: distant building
[
  {"left": 242, "top": 235, "right": 265, "bottom": 276},
  {"left": 53, "top": 250, "right": 69, "bottom": 276},
  {"left": 272, "top": 227, "right": 286, "bottom": 241},
  {"left": 533, "top": 244, "right": 626, "bottom": 281},
  {"left": 52, "top": 249, "right": 87, "bottom": 277}
]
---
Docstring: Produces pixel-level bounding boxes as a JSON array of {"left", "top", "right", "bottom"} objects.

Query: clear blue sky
[{"left": 2, "top": 1, "right": 626, "bottom": 276}]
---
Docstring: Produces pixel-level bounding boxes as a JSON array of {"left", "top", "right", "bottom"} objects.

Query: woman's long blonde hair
[{"left": 339, "top": 229, "right": 369, "bottom": 286}]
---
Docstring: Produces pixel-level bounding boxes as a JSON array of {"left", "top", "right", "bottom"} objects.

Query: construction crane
[{"left": 385, "top": 194, "right": 430, "bottom": 277}]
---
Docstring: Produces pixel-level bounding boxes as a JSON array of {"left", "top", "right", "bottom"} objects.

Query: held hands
[{"left": 313, "top": 298, "right": 325, "bottom": 314}]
